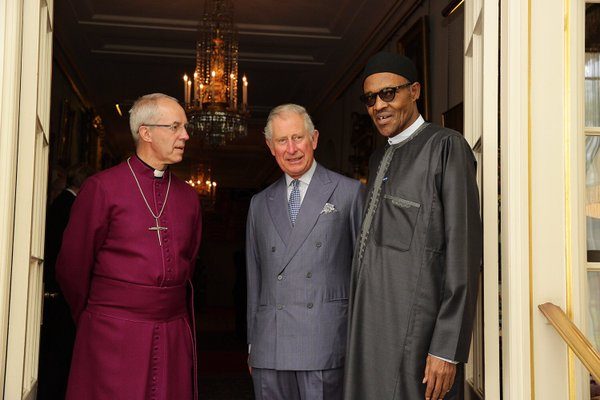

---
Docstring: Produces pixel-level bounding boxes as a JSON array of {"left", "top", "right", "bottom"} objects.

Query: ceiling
[{"left": 53, "top": 0, "right": 421, "bottom": 188}]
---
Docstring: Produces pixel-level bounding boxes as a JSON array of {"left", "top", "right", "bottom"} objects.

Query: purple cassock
[{"left": 56, "top": 156, "right": 202, "bottom": 400}]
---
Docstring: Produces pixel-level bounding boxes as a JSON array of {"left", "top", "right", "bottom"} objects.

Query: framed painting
[{"left": 442, "top": 101, "right": 464, "bottom": 133}]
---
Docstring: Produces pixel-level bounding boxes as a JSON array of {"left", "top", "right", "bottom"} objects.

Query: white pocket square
[{"left": 320, "top": 203, "right": 337, "bottom": 214}]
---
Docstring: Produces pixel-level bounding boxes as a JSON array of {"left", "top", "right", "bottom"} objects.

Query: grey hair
[
  {"left": 129, "top": 93, "right": 179, "bottom": 144},
  {"left": 263, "top": 103, "right": 315, "bottom": 140}
]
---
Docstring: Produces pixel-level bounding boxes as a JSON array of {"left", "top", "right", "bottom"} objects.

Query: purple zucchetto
[{"left": 362, "top": 51, "right": 418, "bottom": 84}]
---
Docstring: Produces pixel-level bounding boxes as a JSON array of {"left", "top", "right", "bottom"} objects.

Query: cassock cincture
[{"left": 127, "top": 157, "right": 172, "bottom": 246}]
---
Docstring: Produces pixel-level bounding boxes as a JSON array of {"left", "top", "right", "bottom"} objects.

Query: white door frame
[
  {"left": 2, "top": 0, "right": 53, "bottom": 398},
  {"left": 464, "top": 0, "right": 501, "bottom": 398}
]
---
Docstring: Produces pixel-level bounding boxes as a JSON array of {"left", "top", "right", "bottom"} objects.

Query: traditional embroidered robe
[
  {"left": 344, "top": 124, "right": 482, "bottom": 399},
  {"left": 57, "top": 156, "right": 202, "bottom": 400}
]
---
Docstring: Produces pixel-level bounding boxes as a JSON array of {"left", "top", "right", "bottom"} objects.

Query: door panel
[
  {"left": 4, "top": 0, "right": 53, "bottom": 398},
  {"left": 464, "top": 0, "right": 500, "bottom": 398}
]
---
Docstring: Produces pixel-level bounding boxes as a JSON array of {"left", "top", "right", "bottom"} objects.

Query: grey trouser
[{"left": 252, "top": 367, "right": 344, "bottom": 400}]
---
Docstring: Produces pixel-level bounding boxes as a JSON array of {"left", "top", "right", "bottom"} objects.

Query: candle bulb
[
  {"left": 183, "top": 74, "right": 189, "bottom": 104},
  {"left": 193, "top": 72, "right": 199, "bottom": 102},
  {"left": 229, "top": 73, "right": 235, "bottom": 109},
  {"left": 210, "top": 71, "right": 216, "bottom": 100},
  {"left": 186, "top": 80, "right": 192, "bottom": 105},
  {"left": 199, "top": 83, "right": 204, "bottom": 110},
  {"left": 242, "top": 75, "right": 248, "bottom": 112}
]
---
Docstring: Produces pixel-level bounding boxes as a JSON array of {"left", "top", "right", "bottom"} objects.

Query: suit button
[
  {"left": 307, "top": 303, "right": 313, "bottom": 309},
  {"left": 277, "top": 304, "right": 284, "bottom": 310},
  {"left": 277, "top": 275, "right": 283, "bottom": 281},
  {"left": 306, "top": 272, "right": 312, "bottom": 278},
  {"left": 315, "top": 242, "right": 322, "bottom": 248},
  {"left": 271, "top": 246, "right": 276, "bottom": 252}
]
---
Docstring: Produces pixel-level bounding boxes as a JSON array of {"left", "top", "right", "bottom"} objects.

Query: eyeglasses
[
  {"left": 359, "top": 82, "right": 413, "bottom": 107},
  {"left": 142, "top": 122, "right": 195, "bottom": 136}
]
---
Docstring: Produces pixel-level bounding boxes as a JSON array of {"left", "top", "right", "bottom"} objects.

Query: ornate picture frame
[{"left": 397, "top": 16, "right": 430, "bottom": 120}]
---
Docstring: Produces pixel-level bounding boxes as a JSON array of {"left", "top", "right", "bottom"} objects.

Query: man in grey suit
[{"left": 246, "top": 104, "right": 365, "bottom": 400}]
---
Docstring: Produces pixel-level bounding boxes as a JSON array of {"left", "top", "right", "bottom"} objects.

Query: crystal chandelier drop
[{"left": 182, "top": 0, "right": 249, "bottom": 146}]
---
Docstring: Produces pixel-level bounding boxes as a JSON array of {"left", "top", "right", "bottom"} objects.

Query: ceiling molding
[
  {"left": 103, "top": 44, "right": 193, "bottom": 55},
  {"left": 79, "top": 16, "right": 341, "bottom": 40},
  {"left": 91, "top": 49, "right": 193, "bottom": 59},
  {"left": 236, "top": 23, "right": 331, "bottom": 35},
  {"left": 237, "top": 23, "right": 339, "bottom": 40},
  {"left": 78, "top": 12, "right": 197, "bottom": 32},
  {"left": 79, "top": 20, "right": 196, "bottom": 32},
  {"left": 238, "top": 30, "right": 341, "bottom": 40},
  {"left": 238, "top": 57, "right": 324, "bottom": 66},
  {"left": 91, "top": 13, "right": 197, "bottom": 27},
  {"left": 91, "top": 45, "right": 324, "bottom": 66}
]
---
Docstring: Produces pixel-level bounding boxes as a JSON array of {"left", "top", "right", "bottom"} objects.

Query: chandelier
[
  {"left": 182, "top": 0, "right": 248, "bottom": 147},
  {"left": 186, "top": 163, "right": 217, "bottom": 206}
]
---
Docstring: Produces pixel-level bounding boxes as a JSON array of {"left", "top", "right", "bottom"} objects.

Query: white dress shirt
[
  {"left": 387, "top": 115, "right": 425, "bottom": 145},
  {"left": 284, "top": 159, "right": 317, "bottom": 206}
]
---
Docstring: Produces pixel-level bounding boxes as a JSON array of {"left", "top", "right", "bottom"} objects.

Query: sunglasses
[{"left": 359, "top": 82, "right": 413, "bottom": 107}]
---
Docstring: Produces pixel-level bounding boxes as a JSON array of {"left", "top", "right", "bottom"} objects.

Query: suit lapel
[
  {"left": 266, "top": 177, "right": 292, "bottom": 246},
  {"left": 279, "top": 164, "right": 339, "bottom": 273}
]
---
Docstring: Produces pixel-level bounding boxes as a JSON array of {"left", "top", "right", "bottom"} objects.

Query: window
[{"left": 584, "top": 3, "right": 600, "bottom": 397}]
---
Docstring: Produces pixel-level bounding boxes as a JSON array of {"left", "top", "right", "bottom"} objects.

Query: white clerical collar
[
  {"left": 387, "top": 115, "right": 425, "bottom": 145},
  {"left": 66, "top": 188, "right": 78, "bottom": 197},
  {"left": 135, "top": 154, "right": 166, "bottom": 178},
  {"left": 285, "top": 159, "right": 317, "bottom": 187}
]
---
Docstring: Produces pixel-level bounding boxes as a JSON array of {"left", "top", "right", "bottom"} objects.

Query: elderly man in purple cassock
[{"left": 56, "top": 93, "right": 202, "bottom": 400}]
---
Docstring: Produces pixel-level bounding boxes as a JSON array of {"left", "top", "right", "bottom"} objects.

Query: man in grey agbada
[
  {"left": 246, "top": 104, "right": 365, "bottom": 399},
  {"left": 344, "top": 52, "right": 482, "bottom": 400}
]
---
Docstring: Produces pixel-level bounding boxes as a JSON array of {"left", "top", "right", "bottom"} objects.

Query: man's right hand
[
  {"left": 247, "top": 355, "right": 252, "bottom": 375},
  {"left": 423, "top": 355, "right": 456, "bottom": 400}
]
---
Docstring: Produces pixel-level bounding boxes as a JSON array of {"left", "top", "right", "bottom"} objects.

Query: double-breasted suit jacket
[{"left": 246, "top": 163, "right": 364, "bottom": 371}]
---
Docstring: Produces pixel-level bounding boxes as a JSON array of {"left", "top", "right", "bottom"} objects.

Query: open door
[
  {"left": 1, "top": 0, "right": 53, "bottom": 398},
  {"left": 463, "top": 0, "right": 501, "bottom": 398}
]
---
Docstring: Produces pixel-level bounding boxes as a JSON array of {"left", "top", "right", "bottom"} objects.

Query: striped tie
[{"left": 288, "top": 179, "right": 301, "bottom": 225}]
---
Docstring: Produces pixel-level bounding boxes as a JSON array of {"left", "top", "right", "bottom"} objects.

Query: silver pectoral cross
[{"left": 149, "top": 218, "right": 168, "bottom": 246}]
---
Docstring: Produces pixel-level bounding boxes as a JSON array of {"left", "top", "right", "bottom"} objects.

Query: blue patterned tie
[{"left": 288, "top": 179, "right": 301, "bottom": 225}]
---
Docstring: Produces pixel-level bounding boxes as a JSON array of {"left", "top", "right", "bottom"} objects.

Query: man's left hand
[{"left": 422, "top": 355, "right": 456, "bottom": 400}]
